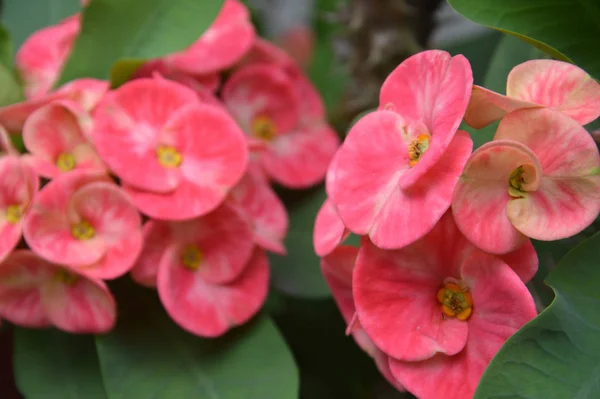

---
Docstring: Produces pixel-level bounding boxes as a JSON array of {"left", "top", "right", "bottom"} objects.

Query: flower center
[
  {"left": 181, "top": 245, "right": 203, "bottom": 270},
  {"left": 54, "top": 268, "right": 79, "bottom": 285},
  {"left": 56, "top": 152, "right": 76, "bottom": 172},
  {"left": 508, "top": 165, "right": 527, "bottom": 197},
  {"left": 156, "top": 145, "right": 182, "bottom": 168},
  {"left": 407, "top": 134, "right": 430, "bottom": 167},
  {"left": 437, "top": 281, "right": 473, "bottom": 321},
  {"left": 71, "top": 220, "right": 95, "bottom": 240},
  {"left": 5, "top": 204, "right": 21, "bottom": 223},
  {"left": 251, "top": 116, "right": 277, "bottom": 141}
]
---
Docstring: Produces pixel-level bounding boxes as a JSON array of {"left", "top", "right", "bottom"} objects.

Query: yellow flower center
[
  {"left": 6, "top": 204, "right": 21, "bottom": 223},
  {"left": 54, "top": 268, "right": 79, "bottom": 285},
  {"left": 181, "top": 245, "right": 203, "bottom": 270},
  {"left": 56, "top": 152, "right": 76, "bottom": 172},
  {"left": 437, "top": 282, "right": 473, "bottom": 321},
  {"left": 71, "top": 220, "right": 95, "bottom": 240},
  {"left": 157, "top": 145, "right": 183, "bottom": 168},
  {"left": 407, "top": 134, "right": 430, "bottom": 167},
  {"left": 508, "top": 165, "right": 527, "bottom": 198},
  {"left": 251, "top": 115, "right": 277, "bottom": 141}
]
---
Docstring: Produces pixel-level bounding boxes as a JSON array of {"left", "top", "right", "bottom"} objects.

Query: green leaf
[
  {"left": 13, "top": 328, "right": 108, "bottom": 399},
  {"left": 2, "top": 0, "right": 81, "bottom": 51},
  {"left": 474, "top": 231, "right": 600, "bottom": 398},
  {"left": 57, "top": 0, "right": 225, "bottom": 85},
  {"left": 448, "top": 0, "right": 600, "bottom": 79},
  {"left": 96, "top": 278, "right": 298, "bottom": 399},
  {"left": 469, "top": 34, "right": 546, "bottom": 149}
]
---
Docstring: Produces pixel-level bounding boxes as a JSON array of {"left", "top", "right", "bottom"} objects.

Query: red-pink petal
[
  {"left": 134, "top": 59, "right": 221, "bottom": 93},
  {"left": 320, "top": 245, "right": 358, "bottom": 325},
  {"left": 389, "top": 251, "right": 536, "bottom": 399},
  {"left": 92, "top": 78, "right": 199, "bottom": 192},
  {"left": 230, "top": 171, "right": 288, "bottom": 254},
  {"left": 40, "top": 270, "right": 116, "bottom": 334},
  {"left": 507, "top": 59, "right": 600, "bottom": 125},
  {"left": 222, "top": 64, "right": 300, "bottom": 135},
  {"left": 463, "top": 85, "right": 537, "bottom": 129},
  {"left": 379, "top": 50, "right": 472, "bottom": 172},
  {"left": 261, "top": 123, "right": 340, "bottom": 189},
  {"left": 167, "top": 0, "right": 256, "bottom": 75},
  {"left": 130, "top": 220, "right": 172, "bottom": 287},
  {"left": 0, "top": 250, "right": 52, "bottom": 327},
  {"left": 498, "top": 239, "right": 538, "bottom": 283},
  {"left": 158, "top": 247, "right": 269, "bottom": 337},
  {"left": 313, "top": 199, "right": 347, "bottom": 257},
  {"left": 452, "top": 140, "right": 541, "bottom": 254}
]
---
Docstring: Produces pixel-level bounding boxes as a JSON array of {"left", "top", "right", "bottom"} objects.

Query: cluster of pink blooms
[
  {"left": 0, "top": 0, "right": 338, "bottom": 336},
  {"left": 314, "top": 50, "right": 600, "bottom": 398}
]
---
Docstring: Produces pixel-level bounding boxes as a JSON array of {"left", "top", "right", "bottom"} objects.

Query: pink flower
[
  {"left": 130, "top": 203, "right": 269, "bottom": 337},
  {"left": 22, "top": 100, "right": 105, "bottom": 178},
  {"left": 16, "top": 14, "right": 80, "bottom": 100},
  {"left": 353, "top": 212, "right": 537, "bottom": 399},
  {"left": 167, "top": 0, "right": 256, "bottom": 75},
  {"left": 92, "top": 78, "right": 248, "bottom": 220},
  {"left": 326, "top": 50, "right": 473, "bottom": 249},
  {"left": 134, "top": 59, "right": 221, "bottom": 94},
  {"left": 313, "top": 199, "right": 348, "bottom": 257},
  {"left": 321, "top": 246, "right": 405, "bottom": 391},
  {"left": 453, "top": 108, "right": 600, "bottom": 254},
  {"left": 465, "top": 59, "right": 600, "bottom": 129},
  {"left": 22, "top": 170, "right": 143, "bottom": 279},
  {"left": 0, "top": 250, "right": 116, "bottom": 333},
  {"left": 0, "top": 156, "right": 39, "bottom": 263},
  {"left": 222, "top": 63, "right": 339, "bottom": 188}
]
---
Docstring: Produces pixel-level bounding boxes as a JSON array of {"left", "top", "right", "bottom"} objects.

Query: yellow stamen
[
  {"left": 181, "top": 245, "right": 203, "bottom": 270},
  {"left": 56, "top": 152, "right": 76, "bottom": 172},
  {"left": 6, "top": 204, "right": 21, "bottom": 223},
  {"left": 437, "top": 282, "right": 473, "bottom": 321},
  {"left": 71, "top": 220, "right": 95, "bottom": 240},
  {"left": 156, "top": 145, "right": 182, "bottom": 168},
  {"left": 408, "top": 134, "right": 430, "bottom": 167},
  {"left": 54, "top": 268, "right": 79, "bottom": 285},
  {"left": 251, "top": 115, "right": 277, "bottom": 141}
]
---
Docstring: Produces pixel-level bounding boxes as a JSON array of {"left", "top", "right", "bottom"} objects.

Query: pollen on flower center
[
  {"left": 251, "top": 115, "right": 277, "bottom": 141},
  {"left": 508, "top": 165, "right": 527, "bottom": 198},
  {"left": 5, "top": 204, "right": 21, "bottom": 223},
  {"left": 407, "top": 134, "right": 430, "bottom": 167},
  {"left": 56, "top": 152, "right": 76, "bottom": 172},
  {"left": 71, "top": 220, "right": 95, "bottom": 240},
  {"left": 437, "top": 281, "right": 473, "bottom": 321},
  {"left": 54, "top": 268, "right": 79, "bottom": 285},
  {"left": 156, "top": 145, "right": 183, "bottom": 168},
  {"left": 181, "top": 245, "right": 204, "bottom": 270}
]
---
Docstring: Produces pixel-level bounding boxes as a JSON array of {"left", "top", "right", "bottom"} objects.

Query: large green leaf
[
  {"left": 57, "top": 0, "right": 224, "bottom": 85},
  {"left": 13, "top": 328, "right": 108, "bottom": 399},
  {"left": 448, "top": 0, "right": 600, "bottom": 79},
  {"left": 2, "top": 0, "right": 80, "bottom": 51},
  {"left": 474, "top": 231, "right": 600, "bottom": 398},
  {"left": 96, "top": 279, "right": 298, "bottom": 399},
  {"left": 0, "top": 24, "right": 23, "bottom": 107}
]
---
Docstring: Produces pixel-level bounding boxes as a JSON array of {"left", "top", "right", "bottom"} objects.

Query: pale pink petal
[
  {"left": 0, "top": 124, "right": 16, "bottom": 155},
  {"left": 23, "top": 171, "right": 110, "bottom": 266},
  {"left": 158, "top": 247, "right": 269, "bottom": 337},
  {"left": 452, "top": 140, "right": 542, "bottom": 254},
  {"left": 40, "top": 270, "right": 116, "bottom": 334},
  {"left": 92, "top": 78, "right": 199, "bottom": 192},
  {"left": 222, "top": 64, "right": 300, "bottom": 135},
  {"left": 314, "top": 199, "right": 348, "bottom": 257},
  {"left": 499, "top": 239, "right": 538, "bottom": 283},
  {"left": 379, "top": 50, "right": 472, "bottom": 172},
  {"left": 261, "top": 123, "right": 340, "bottom": 189},
  {"left": 507, "top": 59, "right": 600, "bottom": 125},
  {"left": 167, "top": 0, "right": 256, "bottom": 75},
  {"left": 67, "top": 182, "right": 143, "bottom": 279},
  {"left": 130, "top": 221, "right": 172, "bottom": 287},
  {"left": 353, "top": 214, "right": 471, "bottom": 362},
  {"left": 134, "top": 59, "right": 221, "bottom": 93},
  {"left": 230, "top": 171, "right": 288, "bottom": 254},
  {"left": 463, "top": 85, "right": 538, "bottom": 129},
  {"left": 56, "top": 78, "right": 110, "bottom": 112},
  {"left": 0, "top": 250, "right": 52, "bottom": 327},
  {"left": 389, "top": 251, "right": 536, "bottom": 399}
]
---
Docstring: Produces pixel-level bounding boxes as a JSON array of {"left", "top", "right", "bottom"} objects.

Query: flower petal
[
  {"left": 0, "top": 250, "right": 52, "bottom": 327},
  {"left": 498, "top": 239, "right": 538, "bottom": 284},
  {"left": 507, "top": 59, "right": 600, "bottom": 125},
  {"left": 452, "top": 140, "right": 541, "bottom": 254},
  {"left": 0, "top": 124, "right": 16, "bottom": 155},
  {"left": 158, "top": 247, "right": 269, "bottom": 337},
  {"left": 321, "top": 245, "right": 358, "bottom": 324},
  {"left": 313, "top": 199, "right": 347, "bottom": 257},
  {"left": 130, "top": 220, "right": 172, "bottom": 287},
  {"left": 463, "top": 85, "right": 537, "bottom": 129}
]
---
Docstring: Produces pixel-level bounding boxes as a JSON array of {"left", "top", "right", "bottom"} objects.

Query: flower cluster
[
  {"left": 0, "top": 0, "right": 338, "bottom": 336},
  {"left": 315, "top": 50, "right": 600, "bottom": 398}
]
